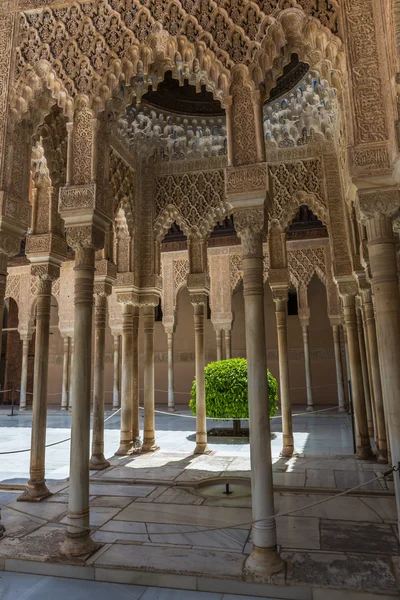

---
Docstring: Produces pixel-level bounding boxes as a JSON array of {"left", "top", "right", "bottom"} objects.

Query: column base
[
  {"left": 19, "top": 407, "right": 26, "bottom": 412},
  {"left": 0, "top": 522, "right": 5, "bottom": 540},
  {"left": 243, "top": 546, "right": 285, "bottom": 582},
  {"left": 338, "top": 406, "right": 347, "bottom": 413},
  {"left": 194, "top": 442, "right": 210, "bottom": 455},
  {"left": 60, "top": 407, "right": 67, "bottom": 412},
  {"left": 376, "top": 448, "right": 388, "bottom": 464},
  {"left": 355, "top": 445, "right": 375, "bottom": 460},
  {"left": 112, "top": 405, "right": 120, "bottom": 411},
  {"left": 142, "top": 440, "right": 159, "bottom": 453},
  {"left": 59, "top": 531, "right": 100, "bottom": 558},
  {"left": 114, "top": 442, "right": 133, "bottom": 456},
  {"left": 89, "top": 454, "right": 110, "bottom": 470},
  {"left": 168, "top": 406, "right": 175, "bottom": 413},
  {"left": 18, "top": 481, "right": 52, "bottom": 502},
  {"left": 280, "top": 445, "right": 294, "bottom": 458},
  {"left": 306, "top": 406, "right": 314, "bottom": 413}
]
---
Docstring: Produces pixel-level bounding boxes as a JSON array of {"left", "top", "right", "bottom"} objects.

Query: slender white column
[
  {"left": 301, "top": 322, "right": 313, "bottom": 412},
  {"left": 356, "top": 304, "right": 374, "bottom": 439},
  {"left": 115, "top": 304, "right": 134, "bottom": 455},
  {"left": 142, "top": 305, "right": 158, "bottom": 452},
  {"left": 112, "top": 334, "right": 120, "bottom": 409},
  {"left": 224, "top": 328, "right": 232, "bottom": 359},
  {"left": 68, "top": 337, "right": 74, "bottom": 410},
  {"left": 0, "top": 253, "right": 7, "bottom": 367},
  {"left": 131, "top": 306, "right": 140, "bottom": 448},
  {"left": 89, "top": 294, "right": 109, "bottom": 470},
  {"left": 61, "top": 336, "right": 70, "bottom": 411},
  {"left": 331, "top": 323, "right": 346, "bottom": 412},
  {"left": 190, "top": 296, "right": 208, "bottom": 454},
  {"left": 362, "top": 291, "right": 387, "bottom": 463},
  {"left": 273, "top": 292, "right": 294, "bottom": 457},
  {"left": 19, "top": 276, "right": 53, "bottom": 501},
  {"left": 216, "top": 329, "right": 222, "bottom": 361},
  {"left": 342, "top": 294, "right": 373, "bottom": 460},
  {"left": 60, "top": 248, "right": 97, "bottom": 556},
  {"left": 235, "top": 208, "right": 283, "bottom": 578},
  {"left": 19, "top": 338, "right": 30, "bottom": 411},
  {"left": 343, "top": 326, "right": 351, "bottom": 386},
  {"left": 166, "top": 328, "right": 175, "bottom": 412}
]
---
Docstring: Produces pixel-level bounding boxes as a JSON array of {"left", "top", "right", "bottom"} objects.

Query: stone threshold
[{"left": 1, "top": 557, "right": 397, "bottom": 600}]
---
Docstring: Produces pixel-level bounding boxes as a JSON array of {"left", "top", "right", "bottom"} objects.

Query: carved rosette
[{"left": 233, "top": 208, "right": 264, "bottom": 258}]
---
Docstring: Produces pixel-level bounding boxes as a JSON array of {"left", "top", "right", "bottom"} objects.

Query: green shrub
[{"left": 189, "top": 358, "right": 278, "bottom": 426}]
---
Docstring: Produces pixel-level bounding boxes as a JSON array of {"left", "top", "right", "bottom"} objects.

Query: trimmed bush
[{"left": 189, "top": 358, "right": 278, "bottom": 433}]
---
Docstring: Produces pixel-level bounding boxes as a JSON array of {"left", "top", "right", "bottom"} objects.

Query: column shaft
[
  {"left": 356, "top": 306, "right": 374, "bottom": 438},
  {"left": 301, "top": 324, "right": 313, "bottom": 411},
  {"left": 19, "top": 339, "right": 29, "bottom": 411},
  {"left": 112, "top": 335, "right": 120, "bottom": 409},
  {"left": 363, "top": 298, "right": 387, "bottom": 462},
  {"left": 61, "top": 337, "right": 70, "bottom": 411},
  {"left": 224, "top": 329, "right": 232, "bottom": 359},
  {"left": 342, "top": 296, "right": 373, "bottom": 459},
  {"left": 142, "top": 305, "right": 158, "bottom": 452},
  {"left": 68, "top": 338, "right": 74, "bottom": 410},
  {"left": 89, "top": 295, "right": 109, "bottom": 470},
  {"left": 0, "top": 253, "right": 7, "bottom": 364},
  {"left": 167, "top": 330, "right": 175, "bottom": 411},
  {"left": 131, "top": 306, "right": 140, "bottom": 446},
  {"left": 332, "top": 325, "right": 346, "bottom": 412},
  {"left": 192, "top": 301, "right": 207, "bottom": 454},
  {"left": 60, "top": 248, "right": 97, "bottom": 556},
  {"left": 216, "top": 329, "right": 222, "bottom": 361},
  {"left": 275, "top": 297, "right": 294, "bottom": 457},
  {"left": 19, "top": 279, "right": 52, "bottom": 501},
  {"left": 115, "top": 304, "right": 134, "bottom": 455}
]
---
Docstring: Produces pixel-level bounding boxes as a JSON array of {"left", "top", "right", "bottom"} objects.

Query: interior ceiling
[{"left": 142, "top": 71, "right": 225, "bottom": 117}]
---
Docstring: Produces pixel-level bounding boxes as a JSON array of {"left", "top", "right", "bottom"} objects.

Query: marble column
[
  {"left": 19, "top": 275, "right": 53, "bottom": 501},
  {"left": 142, "top": 304, "right": 158, "bottom": 452},
  {"left": 341, "top": 293, "right": 373, "bottom": 459},
  {"left": 234, "top": 208, "right": 283, "bottom": 578},
  {"left": 19, "top": 337, "right": 30, "bottom": 411},
  {"left": 89, "top": 294, "right": 110, "bottom": 470},
  {"left": 68, "top": 337, "right": 74, "bottom": 410},
  {"left": 131, "top": 306, "right": 140, "bottom": 447},
  {"left": 273, "top": 291, "right": 294, "bottom": 457},
  {"left": 356, "top": 304, "right": 374, "bottom": 439},
  {"left": 60, "top": 248, "right": 97, "bottom": 556},
  {"left": 331, "top": 322, "right": 346, "bottom": 412},
  {"left": 61, "top": 336, "right": 70, "bottom": 411},
  {"left": 190, "top": 295, "right": 208, "bottom": 454},
  {"left": 300, "top": 321, "right": 313, "bottom": 412},
  {"left": 112, "top": 334, "right": 120, "bottom": 410},
  {"left": 361, "top": 290, "right": 387, "bottom": 463},
  {"left": 0, "top": 253, "right": 7, "bottom": 364},
  {"left": 115, "top": 303, "right": 134, "bottom": 455},
  {"left": 166, "top": 328, "right": 175, "bottom": 412},
  {"left": 224, "top": 328, "right": 232, "bottom": 359},
  {"left": 343, "top": 326, "right": 351, "bottom": 386},
  {"left": 364, "top": 212, "right": 400, "bottom": 499},
  {"left": 216, "top": 328, "right": 223, "bottom": 361}
]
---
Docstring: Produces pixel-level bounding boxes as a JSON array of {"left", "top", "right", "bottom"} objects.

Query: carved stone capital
[
  {"left": 190, "top": 292, "right": 208, "bottom": 307},
  {"left": 31, "top": 263, "right": 60, "bottom": 283},
  {"left": 336, "top": 277, "right": 358, "bottom": 299},
  {"left": 139, "top": 291, "right": 160, "bottom": 307},
  {"left": 116, "top": 288, "right": 139, "bottom": 306},
  {"left": 66, "top": 226, "right": 105, "bottom": 252},
  {"left": 269, "top": 268, "right": 290, "bottom": 288},
  {"left": 234, "top": 208, "right": 265, "bottom": 258},
  {"left": 26, "top": 233, "right": 67, "bottom": 263},
  {"left": 358, "top": 189, "right": 400, "bottom": 221},
  {"left": 187, "top": 272, "right": 210, "bottom": 295},
  {"left": 298, "top": 307, "right": 310, "bottom": 325},
  {"left": 93, "top": 282, "right": 112, "bottom": 298}
]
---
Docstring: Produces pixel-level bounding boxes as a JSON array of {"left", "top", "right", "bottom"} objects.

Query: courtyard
[{"left": 0, "top": 406, "right": 398, "bottom": 599}]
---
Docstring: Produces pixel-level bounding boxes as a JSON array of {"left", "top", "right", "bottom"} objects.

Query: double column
[
  {"left": 234, "top": 206, "right": 284, "bottom": 578},
  {"left": 115, "top": 293, "right": 140, "bottom": 456},
  {"left": 339, "top": 286, "right": 373, "bottom": 459},
  {"left": 19, "top": 267, "right": 58, "bottom": 501}
]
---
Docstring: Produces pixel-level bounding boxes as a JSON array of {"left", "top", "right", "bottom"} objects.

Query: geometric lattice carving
[
  {"left": 155, "top": 170, "right": 228, "bottom": 237},
  {"left": 230, "top": 253, "right": 243, "bottom": 291},
  {"left": 288, "top": 246, "right": 326, "bottom": 288},
  {"left": 173, "top": 259, "right": 189, "bottom": 300},
  {"left": 5, "top": 275, "right": 21, "bottom": 303},
  {"left": 269, "top": 158, "right": 326, "bottom": 227}
]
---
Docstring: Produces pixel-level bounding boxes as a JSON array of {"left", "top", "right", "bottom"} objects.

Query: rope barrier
[
  {"left": 0, "top": 408, "right": 121, "bottom": 455},
  {"left": 0, "top": 468, "right": 395, "bottom": 539}
]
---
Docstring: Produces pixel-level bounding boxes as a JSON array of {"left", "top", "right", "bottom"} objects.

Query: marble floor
[
  {"left": 0, "top": 404, "right": 354, "bottom": 484},
  {"left": 0, "top": 406, "right": 398, "bottom": 598}
]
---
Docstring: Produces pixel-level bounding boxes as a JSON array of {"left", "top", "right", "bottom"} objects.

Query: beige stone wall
[{"left": 44, "top": 275, "right": 345, "bottom": 408}]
